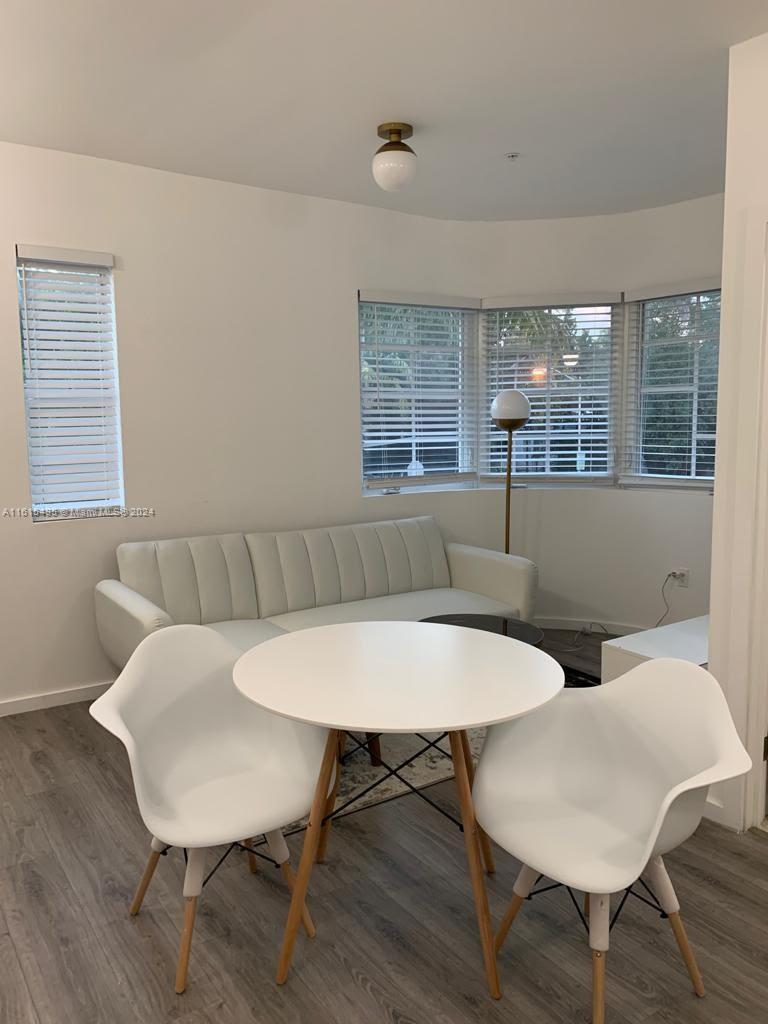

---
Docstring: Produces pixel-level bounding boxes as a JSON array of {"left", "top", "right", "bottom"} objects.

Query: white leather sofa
[{"left": 95, "top": 515, "right": 538, "bottom": 669}]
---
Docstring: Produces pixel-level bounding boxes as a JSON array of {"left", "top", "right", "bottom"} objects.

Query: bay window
[{"left": 358, "top": 287, "right": 720, "bottom": 491}]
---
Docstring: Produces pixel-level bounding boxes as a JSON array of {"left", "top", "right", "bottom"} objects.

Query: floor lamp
[{"left": 491, "top": 389, "right": 531, "bottom": 554}]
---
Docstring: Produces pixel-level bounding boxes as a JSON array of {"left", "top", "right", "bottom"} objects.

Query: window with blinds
[
  {"left": 481, "top": 305, "right": 618, "bottom": 477},
  {"left": 17, "top": 253, "right": 124, "bottom": 519},
  {"left": 359, "top": 301, "right": 476, "bottom": 487},
  {"left": 623, "top": 290, "right": 720, "bottom": 480}
]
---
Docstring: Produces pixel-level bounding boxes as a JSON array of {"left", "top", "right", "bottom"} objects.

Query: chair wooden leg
[
  {"left": 495, "top": 894, "right": 525, "bottom": 953},
  {"left": 365, "top": 732, "right": 382, "bottom": 766},
  {"left": 277, "top": 729, "right": 341, "bottom": 985},
  {"left": 449, "top": 730, "right": 501, "bottom": 1000},
  {"left": 643, "top": 855, "right": 705, "bottom": 998},
  {"left": 175, "top": 896, "right": 198, "bottom": 994},
  {"left": 130, "top": 841, "right": 164, "bottom": 916},
  {"left": 243, "top": 838, "right": 259, "bottom": 874},
  {"left": 592, "top": 950, "right": 606, "bottom": 1024},
  {"left": 316, "top": 732, "right": 345, "bottom": 864},
  {"left": 588, "top": 893, "right": 610, "bottom": 1024},
  {"left": 495, "top": 863, "right": 537, "bottom": 952},
  {"left": 459, "top": 730, "right": 495, "bottom": 875},
  {"left": 668, "top": 912, "right": 705, "bottom": 997},
  {"left": 280, "top": 861, "right": 316, "bottom": 938}
]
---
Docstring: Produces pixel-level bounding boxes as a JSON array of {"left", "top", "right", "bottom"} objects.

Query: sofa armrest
[
  {"left": 445, "top": 543, "right": 538, "bottom": 622},
  {"left": 94, "top": 579, "right": 173, "bottom": 670}
]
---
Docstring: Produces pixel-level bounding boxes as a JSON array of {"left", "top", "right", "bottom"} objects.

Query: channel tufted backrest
[
  {"left": 116, "top": 533, "right": 259, "bottom": 625},
  {"left": 245, "top": 516, "right": 450, "bottom": 618}
]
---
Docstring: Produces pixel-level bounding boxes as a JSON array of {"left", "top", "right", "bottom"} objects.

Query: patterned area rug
[
  {"left": 288, "top": 666, "right": 597, "bottom": 824},
  {"left": 319, "top": 663, "right": 599, "bottom": 817},
  {"left": 332, "top": 729, "right": 485, "bottom": 816}
]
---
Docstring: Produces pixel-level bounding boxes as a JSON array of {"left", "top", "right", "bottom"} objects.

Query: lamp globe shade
[
  {"left": 372, "top": 148, "right": 417, "bottom": 192},
  {"left": 491, "top": 389, "right": 531, "bottom": 430}
]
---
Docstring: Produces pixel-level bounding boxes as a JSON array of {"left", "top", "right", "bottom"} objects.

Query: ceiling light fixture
[{"left": 372, "top": 122, "right": 416, "bottom": 192}]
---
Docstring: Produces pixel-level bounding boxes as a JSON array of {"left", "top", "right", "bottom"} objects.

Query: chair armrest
[
  {"left": 445, "top": 543, "right": 538, "bottom": 622},
  {"left": 94, "top": 579, "right": 173, "bottom": 670}
]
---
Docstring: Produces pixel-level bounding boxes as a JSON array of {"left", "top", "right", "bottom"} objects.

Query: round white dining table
[{"left": 233, "top": 620, "right": 564, "bottom": 998}]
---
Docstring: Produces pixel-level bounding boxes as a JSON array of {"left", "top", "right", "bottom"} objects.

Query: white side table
[
  {"left": 234, "top": 620, "right": 563, "bottom": 999},
  {"left": 601, "top": 615, "right": 709, "bottom": 683}
]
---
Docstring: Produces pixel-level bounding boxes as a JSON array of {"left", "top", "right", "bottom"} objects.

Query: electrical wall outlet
[{"left": 671, "top": 568, "right": 690, "bottom": 588}]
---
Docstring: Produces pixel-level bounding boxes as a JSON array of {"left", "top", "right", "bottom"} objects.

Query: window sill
[{"left": 362, "top": 477, "right": 715, "bottom": 497}]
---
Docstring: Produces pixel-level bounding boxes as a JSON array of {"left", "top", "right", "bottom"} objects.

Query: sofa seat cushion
[
  {"left": 206, "top": 619, "right": 287, "bottom": 651},
  {"left": 266, "top": 588, "right": 518, "bottom": 632}
]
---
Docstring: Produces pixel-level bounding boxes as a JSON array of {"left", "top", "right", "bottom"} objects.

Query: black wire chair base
[
  {"left": 176, "top": 732, "right": 665, "bottom": 942},
  {"left": 527, "top": 874, "right": 666, "bottom": 934},
  {"left": 172, "top": 841, "right": 281, "bottom": 890}
]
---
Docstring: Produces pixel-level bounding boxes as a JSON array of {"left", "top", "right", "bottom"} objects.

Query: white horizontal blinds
[
  {"left": 624, "top": 290, "right": 720, "bottom": 479},
  {"left": 18, "top": 258, "right": 124, "bottom": 518},
  {"left": 359, "top": 302, "right": 476, "bottom": 485},
  {"left": 481, "top": 305, "right": 618, "bottom": 477}
]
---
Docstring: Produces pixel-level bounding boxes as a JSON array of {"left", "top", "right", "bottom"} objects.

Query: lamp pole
[
  {"left": 504, "top": 428, "right": 513, "bottom": 554},
  {"left": 490, "top": 390, "right": 531, "bottom": 556}
]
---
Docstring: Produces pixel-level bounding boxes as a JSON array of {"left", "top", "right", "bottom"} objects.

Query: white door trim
[{"left": 709, "top": 206, "right": 768, "bottom": 829}]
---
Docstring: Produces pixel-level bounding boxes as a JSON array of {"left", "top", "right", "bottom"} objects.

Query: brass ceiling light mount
[
  {"left": 377, "top": 121, "right": 414, "bottom": 147},
  {"left": 372, "top": 122, "right": 417, "bottom": 191}
]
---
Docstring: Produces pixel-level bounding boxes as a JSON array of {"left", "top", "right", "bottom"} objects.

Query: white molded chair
[
  {"left": 90, "top": 624, "right": 329, "bottom": 993},
  {"left": 473, "top": 658, "right": 751, "bottom": 1024}
]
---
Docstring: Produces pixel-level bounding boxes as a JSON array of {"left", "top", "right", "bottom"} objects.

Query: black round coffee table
[{"left": 421, "top": 612, "right": 544, "bottom": 647}]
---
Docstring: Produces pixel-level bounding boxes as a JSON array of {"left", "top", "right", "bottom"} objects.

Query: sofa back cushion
[
  {"left": 117, "top": 533, "right": 259, "bottom": 625},
  {"left": 245, "top": 515, "right": 449, "bottom": 618}
]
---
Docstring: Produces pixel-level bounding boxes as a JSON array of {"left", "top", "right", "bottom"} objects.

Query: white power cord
[{"left": 545, "top": 620, "right": 614, "bottom": 653}]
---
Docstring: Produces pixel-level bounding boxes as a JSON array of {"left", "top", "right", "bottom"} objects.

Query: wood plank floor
[{"left": 1, "top": 700, "right": 767, "bottom": 1024}]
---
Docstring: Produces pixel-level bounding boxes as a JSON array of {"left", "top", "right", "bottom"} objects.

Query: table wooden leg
[
  {"left": 365, "top": 732, "right": 383, "bottom": 766},
  {"left": 243, "top": 837, "right": 259, "bottom": 875},
  {"left": 316, "top": 732, "right": 346, "bottom": 864},
  {"left": 276, "top": 729, "right": 340, "bottom": 985},
  {"left": 449, "top": 730, "right": 501, "bottom": 1000},
  {"left": 459, "top": 730, "right": 495, "bottom": 875}
]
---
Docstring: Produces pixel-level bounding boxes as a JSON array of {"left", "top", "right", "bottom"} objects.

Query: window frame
[
  {"left": 358, "top": 298, "right": 479, "bottom": 491},
  {"left": 618, "top": 289, "right": 720, "bottom": 490},
  {"left": 16, "top": 245, "right": 125, "bottom": 522},
  {"left": 478, "top": 302, "right": 623, "bottom": 485}
]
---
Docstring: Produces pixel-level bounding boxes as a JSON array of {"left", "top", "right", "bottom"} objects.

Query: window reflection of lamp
[
  {"left": 531, "top": 366, "right": 547, "bottom": 381},
  {"left": 563, "top": 353, "right": 579, "bottom": 368}
]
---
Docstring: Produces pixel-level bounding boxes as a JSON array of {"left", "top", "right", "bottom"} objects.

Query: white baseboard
[
  {"left": 703, "top": 793, "right": 743, "bottom": 830},
  {"left": 0, "top": 680, "right": 113, "bottom": 718},
  {"left": 534, "top": 616, "right": 643, "bottom": 637}
]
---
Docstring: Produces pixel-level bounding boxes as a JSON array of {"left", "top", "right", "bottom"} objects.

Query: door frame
[{"left": 708, "top": 206, "right": 768, "bottom": 830}]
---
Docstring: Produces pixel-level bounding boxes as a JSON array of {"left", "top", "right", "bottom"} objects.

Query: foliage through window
[
  {"left": 359, "top": 302, "right": 475, "bottom": 485},
  {"left": 624, "top": 291, "right": 720, "bottom": 480},
  {"left": 481, "top": 306, "right": 616, "bottom": 477}
]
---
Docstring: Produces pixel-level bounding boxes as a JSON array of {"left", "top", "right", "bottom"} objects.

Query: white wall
[
  {"left": 0, "top": 142, "right": 722, "bottom": 703},
  {"left": 510, "top": 489, "right": 713, "bottom": 633}
]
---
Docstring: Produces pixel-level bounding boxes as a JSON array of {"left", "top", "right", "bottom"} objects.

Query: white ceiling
[{"left": 2, "top": 1, "right": 768, "bottom": 221}]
